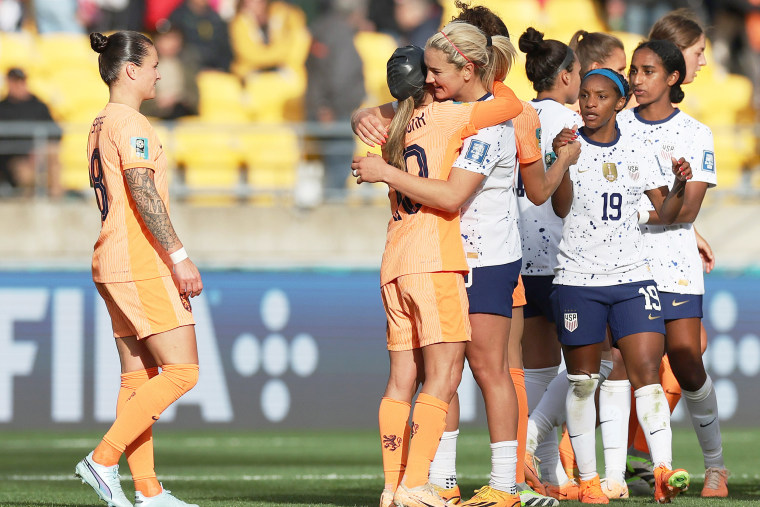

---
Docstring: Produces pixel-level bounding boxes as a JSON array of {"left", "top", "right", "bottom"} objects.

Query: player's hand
[
  {"left": 552, "top": 124, "right": 578, "bottom": 154},
  {"left": 351, "top": 152, "right": 387, "bottom": 184},
  {"left": 352, "top": 110, "right": 388, "bottom": 147},
  {"left": 672, "top": 157, "right": 692, "bottom": 181},
  {"left": 695, "top": 229, "right": 715, "bottom": 273},
  {"left": 173, "top": 258, "right": 203, "bottom": 298},
  {"left": 557, "top": 137, "right": 581, "bottom": 166}
]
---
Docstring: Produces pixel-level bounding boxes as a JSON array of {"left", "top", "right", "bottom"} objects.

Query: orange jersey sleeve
[
  {"left": 89, "top": 103, "right": 172, "bottom": 283},
  {"left": 514, "top": 101, "right": 542, "bottom": 165}
]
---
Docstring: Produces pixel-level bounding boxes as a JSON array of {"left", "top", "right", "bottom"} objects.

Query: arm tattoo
[{"left": 124, "top": 168, "right": 181, "bottom": 252}]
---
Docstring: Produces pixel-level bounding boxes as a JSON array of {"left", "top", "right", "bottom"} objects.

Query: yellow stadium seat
[
  {"left": 0, "top": 31, "right": 39, "bottom": 76},
  {"left": 58, "top": 125, "right": 91, "bottom": 192},
  {"left": 195, "top": 70, "right": 248, "bottom": 123},
  {"left": 354, "top": 31, "right": 397, "bottom": 105},
  {"left": 35, "top": 33, "right": 97, "bottom": 78},
  {"left": 42, "top": 68, "right": 109, "bottom": 123},
  {"left": 172, "top": 119, "right": 246, "bottom": 203},
  {"left": 244, "top": 69, "right": 306, "bottom": 123},
  {"left": 240, "top": 126, "right": 300, "bottom": 192},
  {"left": 542, "top": 0, "right": 605, "bottom": 42}
]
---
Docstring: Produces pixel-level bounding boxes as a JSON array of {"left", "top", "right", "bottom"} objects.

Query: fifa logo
[{"left": 602, "top": 162, "right": 618, "bottom": 182}]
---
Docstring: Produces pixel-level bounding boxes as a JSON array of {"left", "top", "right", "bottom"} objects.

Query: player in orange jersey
[
  {"left": 354, "top": 23, "right": 525, "bottom": 507},
  {"left": 74, "top": 31, "right": 201, "bottom": 507}
]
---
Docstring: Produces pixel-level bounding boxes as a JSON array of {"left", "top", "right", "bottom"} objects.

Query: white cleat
[
  {"left": 74, "top": 451, "right": 133, "bottom": 507},
  {"left": 135, "top": 485, "right": 199, "bottom": 506}
]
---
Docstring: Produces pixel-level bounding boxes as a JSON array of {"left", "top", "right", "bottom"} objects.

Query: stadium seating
[
  {"left": 58, "top": 124, "right": 91, "bottom": 192},
  {"left": 353, "top": 31, "right": 397, "bottom": 106},
  {"left": 244, "top": 69, "right": 307, "bottom": 123},
  {"left": 240, "top": 125, "right": 301, "bottom": 197},
  {"left": 0, "top": 31, "right": 39, "bottom": 76},
  {"left": 195, "top": 70, "right": 248, "bottom": 123}
]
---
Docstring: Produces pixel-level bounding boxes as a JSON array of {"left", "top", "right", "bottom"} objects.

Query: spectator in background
[
  {"left": 229, "top": 0, "right": 309, "bottom": 79},
  {"left": 141, "top": 24, "right": 200, "bottom": 120},
  {"left": 145, "top": 0, "right": 184, "bottom": 31},
  {"left": 621, "top": 0, "right": 683, "bottom": 35},
  {"left": 32, "top": 0, "right": 84, "bottom": 33},
  {"left": 0, "top": 0, "right": 24, "bottom": 31},
  {"left": 394, "top": 0, "right": 442, "bottom": 48},
  {"left": 88, "top": 0, "right": 146, "bottom": 32},
  {"left": 305, "top": 0, "right": 367, "bottom": 200},
  {"left": 168, "top": 0, "right": 233, "bottom": 71},
  {"left": 0, "top": 68, "right": 62, "bottom": 197}
]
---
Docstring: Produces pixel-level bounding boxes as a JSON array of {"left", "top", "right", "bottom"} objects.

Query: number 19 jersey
[
  {"left": 554, "top": 126, "right": 668, "bottom": 286},
  {"left": 88, "top": 103, "right": 172, "bottom": 283}
]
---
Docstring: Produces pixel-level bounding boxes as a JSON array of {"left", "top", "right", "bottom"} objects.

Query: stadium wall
[{"left": 0, "top": 200, "right": 758, "bottom": 429}]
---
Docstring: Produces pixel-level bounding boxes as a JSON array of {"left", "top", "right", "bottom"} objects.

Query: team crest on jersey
[
  {"left": 465, "top": 140, "right": 490, "bottom": 164},
  {"left": 660, "top": 143, "right": 675, "bottom": 162},
  {"left": 703, "top": 151, "right": 715, "bottom": 172},
  {"left": 130, "top": 137, "right": 149, "bottom": 160},
  {"left": 602, "top": 162, "right": 618, "bottom": 182},
  {"left": 564, "top": 312, "right": 578, "bottom": 332},
  {"left": 628, "top": 164, "right": 640, "bottom": 181}
]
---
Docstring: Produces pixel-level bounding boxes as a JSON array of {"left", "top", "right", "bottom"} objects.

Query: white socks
[
  {"left": 489, "top": 440, "right": 518, "bottom": 494},
  {"left": 635, "top": 384, "right": 672, "bottom": 469},
  {"left": 599, "top": 379, "right": 631, "bottom": 485},
  {"left": 683, "top": 375, "right": 724, "bottom": 469},
  {"left": 525, "top": 366, "right": 560, "bottom": 410},
  {"left": 429, "top": 430, "right": 459, "bottom": 489},
  {"left": 566, "top": 373, "right": 600, "bottom": 481}
]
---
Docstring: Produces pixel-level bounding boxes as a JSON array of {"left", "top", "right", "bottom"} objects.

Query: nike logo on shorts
[
  {"left": 672, "top": 300, "right": 689, "bottom": 307},
  {"left": 648, "top": 314, "right": 662, "bottom": 320}
]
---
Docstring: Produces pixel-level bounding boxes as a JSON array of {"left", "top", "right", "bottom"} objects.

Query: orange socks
[
  {"left": 559, "top": 428, "right": 577, "bottom": 479},
  {"left": 510, "top": 368, "right": 528, "bottom": 484},
  {"left": 94, "top": 364, "right": 199, "bottom": 467},
  {"left": 403, "top": 393, "right": 449, "bottom": 489},
  {"left": 116, "top": 368, "right": 163, "bottom": 498},
  {"left": 379, "top": 397, "right": 412, "bottom": 491}
]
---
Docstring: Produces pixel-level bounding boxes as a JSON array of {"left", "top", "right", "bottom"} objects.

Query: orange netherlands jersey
[
  {"left": 380, "top": 82, "right": 522, "bottom": 285},
  {"left": 515, "top": 100, "right": 542, "bottom": 165},
  {"left": 88, "top": 103, "right": 172, "bottom": 283}
]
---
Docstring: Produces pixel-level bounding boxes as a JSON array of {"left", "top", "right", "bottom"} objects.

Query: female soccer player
[
  {"left": 551, "top": 67, "right": 691, "bottom": 505},
  {"left": 74, "top": 31, "right": 202, "bottom": 507},
  {"left": 356, "top": 27, "right": 524, "bottom": 507},
  {"left": 619, "top": 39, "right": 728, "bottom": 498},
  {"left": 353, "top": 16, "right": 576, "bottom": 507}
]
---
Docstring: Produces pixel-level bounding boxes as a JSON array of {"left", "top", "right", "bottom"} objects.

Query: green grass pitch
[{"left": 0, "top": 427, "right": 758, "bottom": 506}]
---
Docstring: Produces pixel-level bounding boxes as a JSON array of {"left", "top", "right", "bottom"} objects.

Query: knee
[
  {"left": 567, "top": 373, "right": 599, "bottom": 400},
  {"left": 162, "top": 363, "right": 199, "bottom": 396}
]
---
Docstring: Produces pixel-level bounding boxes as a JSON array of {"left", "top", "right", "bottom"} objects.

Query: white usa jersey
[
  {"left": 554, "top": 126, "right": 669, "bottom": 286},
  {"left": 618, "top": 108, "right": 716, "bottom": 294},
  {"left": 517, "top": 99, "right": 582, "bottom": 275},
  {"left": 455, "top": 96, "right": 520, "bottom": 268}
]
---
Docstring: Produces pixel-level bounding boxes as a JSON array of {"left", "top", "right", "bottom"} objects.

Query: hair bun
[
  {"left": 90, "top": 32, "right": 109, "bottom": 53},
  {"left": 518, "top": 27, "right": 545, "bottom": 55}
]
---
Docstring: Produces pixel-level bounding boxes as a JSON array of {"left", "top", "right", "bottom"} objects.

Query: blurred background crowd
[{"left": 0, "top": 0, "right": 758, "bottom": 205}]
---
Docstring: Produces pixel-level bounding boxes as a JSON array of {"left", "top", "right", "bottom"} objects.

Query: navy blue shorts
[
  {"left": 660, "top": 292, "right": 703, "bottom": 320},
  {"left": 465, "top": 259, "right": 521, "bottom": 318},
  {"left": 551, "top": 280, "right": 666, "bottom": 347},
  {"left": 522, "top": 275, "right": 556, "bottom": 321}
]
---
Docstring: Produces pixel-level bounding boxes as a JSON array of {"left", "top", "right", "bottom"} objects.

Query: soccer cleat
[
  {"left": 523, "top": 452, "right": 548, "bottom": 495},
  {"left": 381, "top": 488, "right": 396, "bottom": 507},
  {"left": 393, "top": 482, "right": 451, "bottom": 507},
  {"left": 74, "top": 451, "right": 133, "bottom": 507},
  {"left": 653, "top": 466, "right": 689, "bottom": 504},
  {"left": 701, "top": 467, "right": 729, "bottom": 498},
  {"left": 578, "top": 476, "right": 609, "bottom": 504},
  {"left": 625, "top": 451, "right": 655, "bottom": 487},
  {"left": 546, "top": 479, "right": 579, "bottom": 501},
  {"left": 432, "top": 484, "right": 461, "bottom": 504},
  {"left": 460, "top": 485, "right": 520, "bottom": 507},
  {"left": 599, "top": 478, "right": 629, "bottom": 500},
  {"left": 135, "top": 486, "right": 198, "bottom": 506},
  {"left": 516, "top": 482, "right": 559, "bottom": 506}
]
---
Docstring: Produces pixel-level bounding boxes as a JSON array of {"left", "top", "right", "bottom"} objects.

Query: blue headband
[{"left": 584, "top": 68, "right": 626, "bottom": 97}]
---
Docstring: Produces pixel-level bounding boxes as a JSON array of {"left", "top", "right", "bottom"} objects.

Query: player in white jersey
[
  {"left": 551, "top": 68, "right": 692, "bottom": 505},
  {"left": 619, "top": 39, "right": 728, "bottom": 497}
]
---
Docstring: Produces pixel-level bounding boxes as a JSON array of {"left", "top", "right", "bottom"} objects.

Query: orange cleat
[
  {"left": 381, "top": 488, "right": 395, "bottom": 507},
  {"left": 460, "top": 486, "right": 520, "bottom": 507},
  {"left": 432, "top": 484, "right": 462, "bottom": 505},
  {"left": 578, "top": 476, "right": 609, "bottom": 504},
  {"left": 546, "top": 479, "right": 579, "bottom": 501},
  {"left": 524, "top": 452, "right": 548, "bottom": 495},
  {"left": 653, "top": 466, "right": 689, "bottom": 504},
  {"left": 393, "top": 482, "right": 451, "bottom": 507},
  {"left": 701, "top": 467, "right": 728, "bottom": 498},
  {"left": 600, "top": 478, "right": 629, "bottom": 500}
]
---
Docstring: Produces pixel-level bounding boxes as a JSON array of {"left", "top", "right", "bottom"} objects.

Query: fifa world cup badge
[{"left": 602, "top": 162, "right": 618, "bottom": 182}]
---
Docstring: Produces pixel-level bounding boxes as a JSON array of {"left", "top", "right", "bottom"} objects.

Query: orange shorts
[
  {"left": 381, "top": 271, "right": 471, "bottom": 352},
  {"left": 96, "top": 275, "right": 195, "bottom": 339},
  {"left": 512, "top": 275, "right": 526, "bottom": 308}
]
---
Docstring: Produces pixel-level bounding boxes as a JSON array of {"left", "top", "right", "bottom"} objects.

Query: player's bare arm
[{"left": 124, "top": 167, "right": 182, "bottom": 253}]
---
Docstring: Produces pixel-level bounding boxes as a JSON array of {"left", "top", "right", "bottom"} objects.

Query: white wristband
[
  {"left": 169, "top": 247, "right": 188, "bottom": 264},
  {"left": 638, "top": 210, "right": 650, "bottom": 225}
]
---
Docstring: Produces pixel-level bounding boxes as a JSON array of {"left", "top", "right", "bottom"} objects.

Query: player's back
[{"left": 88, "top": 102, "right": 171, "bottom": 283}]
